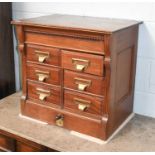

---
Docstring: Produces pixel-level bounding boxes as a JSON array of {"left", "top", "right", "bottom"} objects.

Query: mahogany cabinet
[
  {"left": 0, "top": 3, "right": 15, "bottom": 99},
  {"left": 12, "top": 14, "right": 142, "bottom": 140}
]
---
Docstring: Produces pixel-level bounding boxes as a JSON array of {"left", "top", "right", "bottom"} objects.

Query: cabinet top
[{"left": 12, "top": 14, "right": 142, "bottom": 34}]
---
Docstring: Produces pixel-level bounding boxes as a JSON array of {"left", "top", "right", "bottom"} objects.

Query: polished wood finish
[
  {"left": 27, "top": 81, "right": 61, "bottom": 107},
  {"left": 0, "top": 3, "right": 15, "bottom": 99},
  {"left": 62, "top": 50, "right": 104, "bottom": 76},
  {"left": 26, "top": 44, "right": 61, "bottom": 66},
  {"left": 27, "top": 63, "right": 61, "bottom": 86},
  {"left": 12, "top": 14, "right": 141, "bottom": 140},
  {"left": 12, "top": 14, "right": 142, "bottom": 34},
  {"left": 22, "top": 100, "right": 105, "bottom": 139},
  {"left": 64, "top": 89, "right": 103, "bottom": 116},
  {"left": 64, "top": 70, "right": 105, "bottom": 96},
  {"left": 25, "top": 30, "right": 104, "bottom": 54}
]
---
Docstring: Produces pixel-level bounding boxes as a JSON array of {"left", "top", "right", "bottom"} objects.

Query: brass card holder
[
  {"left": 74, "top": 77, "right": 91, "bottom": 91},
  {"left": 35, "top": 50, "right": 50, "bottom": 63},
  {"left": 72, "top": 58, "right": 89, "bottom": 71},
  {"left": 36, "top": 88, "right": 50, "bottom": 101},
  {"left": 35, "top": 70, "right": 50, "bottom": 82},
  {"left": 74, "top": 98, "right": 91, "bottom": 111}
]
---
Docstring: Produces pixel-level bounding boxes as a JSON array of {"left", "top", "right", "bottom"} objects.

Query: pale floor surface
[{"left": 0, "top": 92, "right": 155, "bottom": 152}]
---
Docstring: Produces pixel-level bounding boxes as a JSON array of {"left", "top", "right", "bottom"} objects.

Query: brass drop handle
[
  {"left": 36, "top": 88, "right": 50, "bottom": 101},
  {"left": 35, "top": 70, "right": 49, "bottom": 82},
  {"left": 74, "top": 77, "right": 91, "bottom": 91},
  {"left": 72, "top": 58, "right": 89, "bottom": 71},
  {"left": 35, "top": 50, "right": 49, "bottom": 63},
  {"left": 55, "top": 114, "right": 64, "bottom": 127},
  {"left": 74, "top": 98, "right": 91, "bottom": 111}
]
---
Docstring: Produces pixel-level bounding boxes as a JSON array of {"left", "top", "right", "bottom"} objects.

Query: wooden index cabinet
[{"left": 12, "top": 14, "right": 142, "bottom": 140}]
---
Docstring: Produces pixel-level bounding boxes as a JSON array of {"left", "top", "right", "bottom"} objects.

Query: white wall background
[{"left": 12, "top": 2, "right": 155, "bottom": 118}]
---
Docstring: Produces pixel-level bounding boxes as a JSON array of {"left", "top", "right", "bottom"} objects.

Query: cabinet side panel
[
  {"left": 107, "top": 26, "right": 139, "bottom": 137},
  {"left": 115, "top": 47, "right": 132, "bottom": 103}
]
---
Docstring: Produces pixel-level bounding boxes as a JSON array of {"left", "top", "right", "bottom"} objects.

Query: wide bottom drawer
[{"left": 21, "top": 100, "right": 106, "bottom": 139}]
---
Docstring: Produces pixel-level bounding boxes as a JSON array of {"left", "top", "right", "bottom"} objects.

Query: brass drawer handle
[
  {"left": 36, "top": 88, "right": 50, "bottom": 101},
  {"left": 55, "top": 114, "right": 64, "bottom": 127},
  {"left": 35, "top": 70, "right": 49, "bottom": 82},
  {"left": 35, "top": 50, "right": 49, "bottom": 63},
  {"left": 72, "top": 58, "right": 89, "bottom": 71},
  {"left": 74, "top": 77, "right": 91, "bottom": 91},
  {"left": 74, "top": 98, "right": 91, "bottom": 111}
]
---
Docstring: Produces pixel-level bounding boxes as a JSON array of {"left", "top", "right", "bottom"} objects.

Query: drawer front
[
  {"left": 62, "top": 50, "right": 104, "bottom": 76},
  {"left": 27, "top": 81, "right": 61, "bottom": 107},
  {"left": 25, "top": 31, "right": 104, "bottom": 54},
  {"left": 26, "top": 44, "right": 61, "bottom": 66},
  {"left": 0, "top": 134, "right": 15, "bottom": 152},
  {"left": 22, "top": 101, "right": 105, "bottom": 139},
  {"left": 16, "top": 141, "right": 47, "bottom": 152},
  {"left": 27, "top": 63, "right": 61, "bottom": 86},
  {"left": 64, "top": 90, "right": 103, "bottom": 115},
  {"left": 64, "top": 70, "right": 105, "bottom": 96}
]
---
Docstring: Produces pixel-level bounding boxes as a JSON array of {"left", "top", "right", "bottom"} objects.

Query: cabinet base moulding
[
  {"left": 19, "top": 113, "right": 134, "bottom": 144},
  {"left": 70, "top": 113, "right": 135, "bottom": 144}
]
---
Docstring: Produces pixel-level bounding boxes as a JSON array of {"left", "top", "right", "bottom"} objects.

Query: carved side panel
[{"left": 115, "top": 47, "right": 132, "bottom": 103}]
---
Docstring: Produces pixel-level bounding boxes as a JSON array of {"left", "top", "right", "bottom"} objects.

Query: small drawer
[
  {"left": 64, "top": 90, "right": 103, "bottom": 116},
  {"left": 23, "top": 101, "right": 105, "bottom": 139},
  {"left": 27, "top": 81, "right": 61, "bottom": 107},
  {"left": 0, "top": 134, "right": 15, "bottom": 152},
  {"left": 64, "top": 70, "right": 105, "bottom": 96},
  {"left": 26, "top": 44, "right": 60, "bottom": 66},
  {"left": 27, "top": 63, "right": 61, "bottom": 86},
  {"left": 62, "top": 50, "right": 104, "bottom": 76}
]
